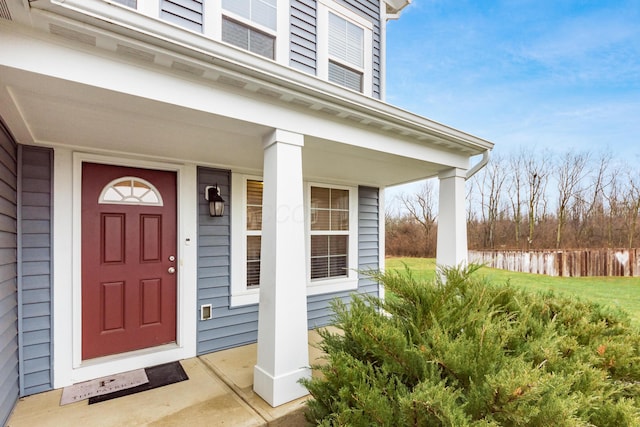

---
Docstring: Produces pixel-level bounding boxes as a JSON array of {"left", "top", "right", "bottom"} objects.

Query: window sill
[
  {"left": 230, "top": 289, "right": 260, "bottom": 307},
  {"left": 230, "top": 277, "right": 360, "bottom": 306},
  {"left": 307, "top": 277, "right": 358, "bottom": 296}
]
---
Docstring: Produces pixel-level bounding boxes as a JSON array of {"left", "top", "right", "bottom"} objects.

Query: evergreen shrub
[{"left": 301, "top": 265, "right": 640, "bottom": 426}]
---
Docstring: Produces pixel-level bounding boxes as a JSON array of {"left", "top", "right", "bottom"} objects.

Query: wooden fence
[{"left": 469, "top": 249, "right": 640, "bottom": 277}]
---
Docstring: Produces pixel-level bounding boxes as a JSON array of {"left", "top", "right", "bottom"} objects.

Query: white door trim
[{"left": 52, "top": 149, "right": 198, "bottom": 388}]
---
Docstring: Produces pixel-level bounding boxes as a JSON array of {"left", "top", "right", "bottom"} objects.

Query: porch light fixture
[{"left": 205, "top": 185, "right": 225, "bottom": 217}]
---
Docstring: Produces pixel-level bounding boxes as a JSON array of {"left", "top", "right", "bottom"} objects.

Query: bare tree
[
  {"left": 554, "top": 151, "right": 589, "bottom": 248},
  {"left": 622, "top": 169, "right": 640, "bottom": 249},
  {"left": 575, "top": 152, "right": 612, "bottom": 245},
  {"left": 474, "top": 154, "right": 506, "bottom": 249},
  {"left": 603, "top": 168, "right": 624, "bottom": 248},
  {"left": 399, "top": 180, "right": 438, "bottom": 255},
  {"left": 388, "top": 147, "right": 638, "bottom": 255},
  {"left": 507, "top": 151, "right": 525, "bottom": 247},
  {"left": 524, "top": 150, "right": 549, "bottom": 249}
]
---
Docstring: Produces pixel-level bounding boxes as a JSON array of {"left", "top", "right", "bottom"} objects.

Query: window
[
  {"left": 317, "top": 1, "right": 373, "bottom": 95},
  {"left": 231, "top": 176, "right": 359, "bottom": 305},
  {"left": 328, "top": 12, "right": 363, "bottom": 91},
  {"left": 245, "top": 179, "right": 263, "bottom": 288},
  {"left": 231, "top": 174, "right": 263, "bottom": 306},
  {"left": 221, "top": 0, "right": 277, "bottom": 59},
  {"left": 310, "top": 187, "right": 349, "bottom": 279},
  {"left": 98, "top": 177, "right": 163, "bottom": 206},
  {"left": 222, "top": 18, "right": 275, "bottom": 59},
  {"left": 222, "top": 0, "right": 277, "bottom": 30},
  {"left": 307, "top": 184, "right": 358, "bottom": 295},
  {"left": 328, "top": 61, "right": 363, "bottom": 92}
]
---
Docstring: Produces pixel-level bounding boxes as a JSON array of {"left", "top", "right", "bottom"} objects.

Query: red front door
[{"left": 82, "top": 162, "right": 177, "bottom": 360}]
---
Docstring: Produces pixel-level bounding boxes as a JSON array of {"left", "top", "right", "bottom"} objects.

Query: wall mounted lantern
[{"left": 205, "top": 185, "right": 225, "bottom": 217}]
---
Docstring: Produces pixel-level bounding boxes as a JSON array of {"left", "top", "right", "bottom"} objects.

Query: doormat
[
  {"left": 88, "top": 361, "right": 189, "bottom": 404},
  {"left": 60, "top": 368, "right": 149, "bottom": 405}
]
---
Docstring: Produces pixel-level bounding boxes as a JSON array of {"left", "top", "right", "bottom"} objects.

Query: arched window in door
[{"left": 98, "top": 176, "right": 164, "bottom": 206}]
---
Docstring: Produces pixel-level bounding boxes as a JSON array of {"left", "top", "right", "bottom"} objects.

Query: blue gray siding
[
  {"left": 0, "top": 121, "right": 18, "bottom": 426},
  {"left": 161, "top": 0, "right": 203, "bottom": 32},
  {"left": 337, "top": 0, "right": 382, "bottom": 99},
  {"left": 356, "top": 186, "right": 379, "bottom": 293},
  {"left": 19, "top": 146, "right": 53, "bottom": 396},
  {"left": 290, "top": 0, "right": 317, "bottom": 74},
  {"left": 308, "top": 186, "right": 380, "bottom": 328},
  {"left": 197, "top": 167, "right": 259, "bottom": 355},
  {"left": 157, "top": 0, "right": 381, "bottom": 98},
  {"left": 290, "top": 0, "right": 383, "bottom": 98}
]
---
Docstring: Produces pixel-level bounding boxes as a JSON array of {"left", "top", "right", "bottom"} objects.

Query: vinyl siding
[
  {"left": 356, "top": 186, "right": 379, "bottom": 293},
  {"left": 19, "top": 146, "right": 53, "bottom": 396},
  {"left": 307, "top": 186, "right": 380, "bottom": 328},
  {"left": 0, "top": 121, "right": 18, "bottom": 427},
  {"left": 290, "top": 0, "right": 317, "bottom": 74},
  {"left": 156, "top": 1, "right": 380, "bottom": 96},
  {"left": 160, "top": 0, "right": 204, "bottom": 33},
  {"left": 336, "top": 0, "right": 382, "bottom": 98},
  {"left": 197, "top": 167, "right": 258, "bottom": 354}
]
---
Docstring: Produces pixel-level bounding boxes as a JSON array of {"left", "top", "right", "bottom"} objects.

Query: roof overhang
[
  {"left": 0, "top": 0, "right": 493, "bottom": 187},
  {"left": 384, "top": 0, "right": 412, "bottom": 19}
]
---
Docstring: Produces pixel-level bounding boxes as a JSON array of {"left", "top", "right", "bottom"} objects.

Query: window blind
[{"left": 222, "top": 0, "right": 277, "bottom": 30}]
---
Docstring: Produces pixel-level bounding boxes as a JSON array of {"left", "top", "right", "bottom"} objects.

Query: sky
[{"left": 384, "top": 0, "right": 640, "bottom": 204}]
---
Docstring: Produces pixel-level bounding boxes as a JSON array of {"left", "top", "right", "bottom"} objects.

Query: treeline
[{"left": 386, "top": 148, "right": 640, "bottom": 257}]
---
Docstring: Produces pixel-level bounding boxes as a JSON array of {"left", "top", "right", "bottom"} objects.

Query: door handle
[{"left": 168, "top": 267, "right": 176, "bottom": 274}]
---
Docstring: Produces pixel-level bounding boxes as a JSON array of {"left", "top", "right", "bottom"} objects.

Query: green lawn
[{"left": 386, "top": 257, "right": 640, "bottom": 327}]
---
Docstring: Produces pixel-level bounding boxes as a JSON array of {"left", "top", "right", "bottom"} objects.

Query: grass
[{"left": 386, "top": 257, "right": 640, "bottom": 327}]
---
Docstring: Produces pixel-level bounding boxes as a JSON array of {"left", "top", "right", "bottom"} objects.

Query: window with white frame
[
  {"left": 310, "top": 186, "right": 349, "bottom": 279},
  {"left": 231, "top": 175, "right": 263, "bottom": 306},
  {"left": 245, "top": 179, "right": 263, "bottom": 288},
  {"left": 231, "top": 176, "right": 358, "bottom": 305},
  {"left": 317, "top": 0, "right": 373, "bottom": 95},
  {"left": 307, "top": 184, "right": 358, "bottom": 295},
  {"left": 221, "top": 0, "right": 277, "bottom": 59}
]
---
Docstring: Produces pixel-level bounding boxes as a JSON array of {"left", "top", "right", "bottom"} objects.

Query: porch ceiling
[{"left": 0, "top": 66, "right": 440, "bottom": 187}]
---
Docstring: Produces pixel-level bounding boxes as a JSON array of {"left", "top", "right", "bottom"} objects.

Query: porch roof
[{"left": 0, "top": 0, "right": 494, "bottom": 187}]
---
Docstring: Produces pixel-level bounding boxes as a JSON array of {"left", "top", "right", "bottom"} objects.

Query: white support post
[
  {"left": 436, "top": 168, "right": 468, "bottom": 269},
  {"left": 253, "top": 129, "right": 310, "bottom": 407}
]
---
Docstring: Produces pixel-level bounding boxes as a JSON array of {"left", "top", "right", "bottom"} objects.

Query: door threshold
[
  {"left": 80, "top": 343, "right": 180, "bottom": 368},
  {"left": 62, "top": 343, "right": 187, "bottom": 388}
]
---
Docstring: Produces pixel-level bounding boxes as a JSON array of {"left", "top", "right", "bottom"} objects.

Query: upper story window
[
  {"left": 317, "top": 0, "right": 373, "bottom": 96},
  {"left": 328, "top": 13, "right": 364, "bottom": 92},
  {"left": 221, "top": 0, "right": 277, "bottom": 59},
  {"left": 222, "top": 0, "right": 277, "bottom": 29}
]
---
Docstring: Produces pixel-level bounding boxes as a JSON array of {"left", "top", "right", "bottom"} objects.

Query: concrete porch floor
[{"left": 6, "top": 330, "right": 329, "bottom": 427}]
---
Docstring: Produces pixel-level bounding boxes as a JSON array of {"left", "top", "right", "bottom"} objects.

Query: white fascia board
[{"left": 25, "top": 1, "right": 494, "bottom": 156}]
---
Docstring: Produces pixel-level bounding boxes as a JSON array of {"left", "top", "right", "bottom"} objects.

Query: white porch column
[
  {"left": 436, "top": 168, "right": 468, "bottom": 268},
  {"left": 254, "top": 129, "right": 311, "bottom": 407}
]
